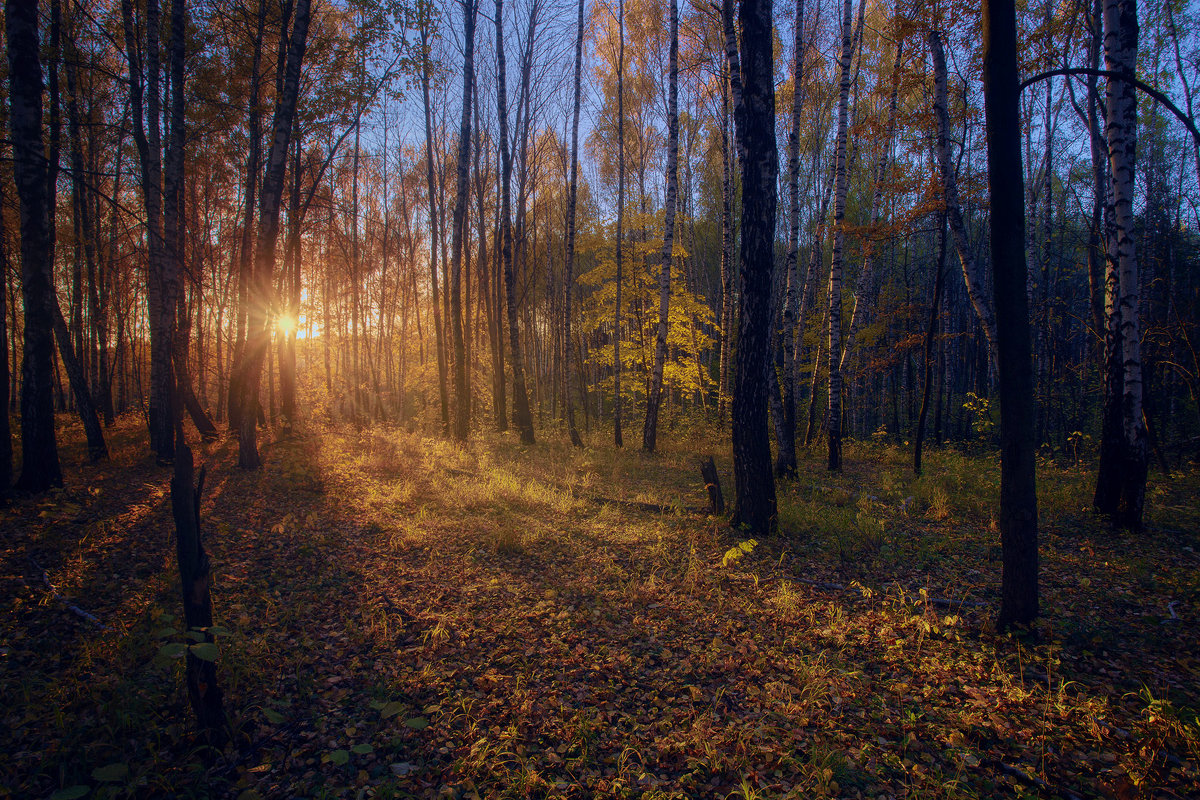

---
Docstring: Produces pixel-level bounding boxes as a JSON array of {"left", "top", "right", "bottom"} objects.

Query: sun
[{"left": 276, "top": 313, "right": 298, "bottom": 336}]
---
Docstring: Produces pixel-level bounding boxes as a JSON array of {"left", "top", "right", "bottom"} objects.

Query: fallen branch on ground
[{"left": 28, "top": 558, "right": 112, "bottom": 632}]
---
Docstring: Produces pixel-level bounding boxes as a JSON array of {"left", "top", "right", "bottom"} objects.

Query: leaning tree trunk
[
  {"left": 930, "top": 29, "right": 1000, "bottom": 379},
  {"left": 1103, "top": 0, "right": 1147, "bottom": 530},
  {"left": 495, "top": 0, "right": 535, "bottom": 444},
  {"left": 826, "top": 0, "right": 855, "bottom": 473},
  {"left": 234, "top": 0, "right": 312, "bottom": 468},
  {"left": 51, "top": 299, "right": 107, "bottom": 460},
  {"left": 982, "top": 0, "right": 1039, "bottom": 629},
  {"left": 7, "top": 0, "right": 62, "bottom": 492},
  {"left": 642, "top": 0, "right": 679, "bottom": 453},
  {"left": 562, "top": 0, "right": 585, "bottom": 447},
  {"left": 449, "top": 0, "right": 478, "bottom": 442},
  {"left": 727, "top": 0, "right": 777, "bottom": 535}
]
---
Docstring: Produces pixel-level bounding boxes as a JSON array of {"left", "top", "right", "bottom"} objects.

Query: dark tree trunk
[
  {"left": 495, "top": 0, "right": 535, "bottom": 444},
  {"left": 234, "top": 0, "right": 312, "bottom": 468},
  {"left": 728, "top": 0, "right": 777, "bottom": 535},
  {"left": 170, "top": 440, "right": 225, "bottom": 742},
  {"left": 914, "top": 213, "right": 947, "bottom": 476},
  {"left": 51, "top": 299, "right": 107, "bottom": 460},
  {"left": 420, "top": 20, "right": 451, "bottom": 436},
  {"left": 449, "top": 0, "right": 478, "bottom": 442},
  {"left": 7, "top": 0, "right": 63, "bottom": 492},
  {"left": 228, "top": 0, "right": 266, "bottom": 434},
  {"left": 774, "top": 0, "right": 807, "bottom": 478},
  {"left": 175, "top": 299, "right": 218, "bottom": 440},
  {"left": 613, "top": 0, "right": 626, "bottom": 447},
  {"left": 982, "top": 0, "right": 1039, "bottom": 629},
  {"left": 0, "top": 214, "right": 10, "bottom": 498},
  {"left": 562, "top": 0, "right": 585, "bottom": 448}
]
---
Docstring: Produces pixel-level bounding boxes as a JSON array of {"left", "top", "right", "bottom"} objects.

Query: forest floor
[{"left": 2, "top": 414, "right": 1199, "bottom": 800}]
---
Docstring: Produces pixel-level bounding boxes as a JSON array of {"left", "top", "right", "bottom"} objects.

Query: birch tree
[
  {"left": 826, "top": 0, "right": 855, "bottom": 472},
  {"left": 642, "top": 0, "right": 679, "bottom": 453},
  {"left": 930, "top": 29, "right": 1000, "bottom": 377},
  {"left": 1103, "top": 0, "right": 1148, "bottom": 530}
]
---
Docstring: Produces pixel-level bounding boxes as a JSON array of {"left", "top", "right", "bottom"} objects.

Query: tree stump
[{"left": 700, "top": 456, "right": 725, "bottom": 515}]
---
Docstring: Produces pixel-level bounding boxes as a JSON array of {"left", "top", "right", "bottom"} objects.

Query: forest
[{"left": 1, "top": 0, "right": 1199, "bottom": 795}]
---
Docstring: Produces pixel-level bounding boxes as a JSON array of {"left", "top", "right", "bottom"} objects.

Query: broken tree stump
[
  {"left": 171, "top": 441, "right": 226, "bottom": 744},
  {"left": 700, "top": 456, "right": 725, "bottom": 515}
]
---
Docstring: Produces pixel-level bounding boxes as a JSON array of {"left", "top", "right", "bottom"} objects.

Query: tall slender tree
[
  {"left": 7, "top": 0, "right": 62, "bottom": 492},
  {"left": 982, "top": 0, "right": 1039, "bottom": 628},
  {"left": 826, "top": 0, "right": 855, "bottom": 472},
  {"left": 613, "top": 0, "right": 626, "bottom": 448},
  {"left": 495, "top": 0, "right": 536, "bottom": 444},
  {"left": 1102, "top": 0, "right": 1147, "bottom": 530},
  {"left": 450, "top": 0, "right": 479, "bottom": 442},
  {"left": 419, "top": 15, "right": 451, "bottom": 435},
  {"left": 775, "top": 0, "right": 807, "bottom": 478},
  {"left": 642, "top": 0, "right": 679, "bottom": 453},
  {"left": 233, "top": 0, "right": 312, "bottom": 468},
  {"left": 562, "top": 0, "right": 585, "bottom": 448},
  {"left": 728, "top": 0, "right": 777, "bottom": 535}
]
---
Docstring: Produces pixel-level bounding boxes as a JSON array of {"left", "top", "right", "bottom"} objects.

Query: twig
[
  {"left": 28, "top": 557, "right": 112, "bottom": 632},
  {"left": 788, "top": 576, "right": 990, "bottom": 608},
  {"left": 986, "top": 758, "right": 1084, "bottom": 800}
]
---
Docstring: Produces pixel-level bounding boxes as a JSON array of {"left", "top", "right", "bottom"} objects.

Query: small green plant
[
  {"left": 721, "top": 539, "right": 757, "bottom": 567},
  {"left": 963, "top": 392, "right": 994, "bottom": 438}
]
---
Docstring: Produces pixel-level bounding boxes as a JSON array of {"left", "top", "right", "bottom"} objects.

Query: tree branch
[{"left": 1020, "top": 68, "right": 1200, "bottom": 146}]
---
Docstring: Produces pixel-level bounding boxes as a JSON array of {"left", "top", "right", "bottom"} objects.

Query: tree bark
[
  {"left": 982, "top": 0, "right": 1039, "bottom": 629},
  {"left": 51, "top": 298, "right": 107, "bottom": 460},
  {"left": 826, "top": 0, "right": 855, "bottom": 472},
  {"left": 419, "top": 20, "right": 451, "bottom": 436},
  {"left": 234, "top": 0, "right": 312, "bottom": 468},
  {"left": 915, "top": 213, "right": 947, "bottom": 476},
  {"left": 7, "top": 0, "right": 63, "bottom": 492},
  {"left": 1103, "top": 0, "right": 1147, "bottom": 530},
  {"left": 728, "top": 0, "right": 777, "bottom": 535},
  {"left": 495, "top": 0, "right": 535, "bottom": 444},
  {"left": 930, "top": 29, "right": 1000, "bottom": 378},
  {"left": 562, "top": 0, "right": 585, "bottom": 448},
  {"left": 642, "top": 0, "right": 679, "bottom": 453},
  {"left": 227, "top": 0, "right": 266, "bottom": 434},
  {"left": 774, "top": 0, "right": 806, "bottom": 478},
  {"left": 449, "top": 0, "right": 478, "bottom": 442},
  {"left": 170, "top": 441, "right": 225, "bottom": 742},
  {"left": 614, "top": 0, "right": 626, "bottom": 447}
]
